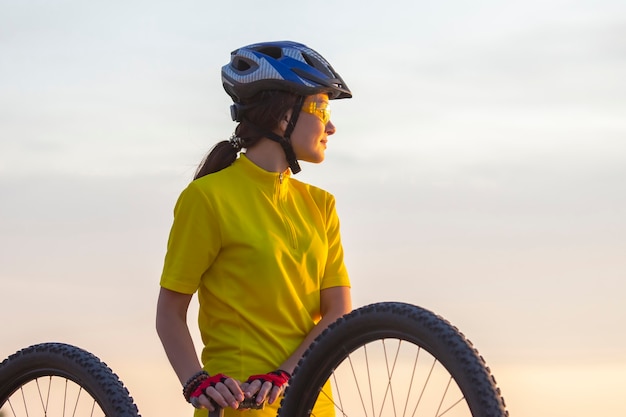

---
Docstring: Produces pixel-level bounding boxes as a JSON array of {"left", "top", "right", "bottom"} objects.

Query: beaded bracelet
[{"left": 182, "top": 370, "right": 209, "bottom": 402}]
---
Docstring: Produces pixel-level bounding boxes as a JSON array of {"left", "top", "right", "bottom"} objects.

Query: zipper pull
[{"left": 279, "top": 172, "right": 284, "bottom": 184}]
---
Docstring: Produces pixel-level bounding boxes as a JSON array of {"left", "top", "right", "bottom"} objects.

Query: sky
[{"left": 1, "top": 0, "right": 625, "bottom": 416}]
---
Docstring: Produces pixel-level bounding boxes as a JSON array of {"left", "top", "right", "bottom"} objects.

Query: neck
[{"left": 245, "top": 138, "right": 290, "bottom": 173}]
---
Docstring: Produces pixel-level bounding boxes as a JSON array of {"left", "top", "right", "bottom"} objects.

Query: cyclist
[{"left": 156, "top": 41, "right": 353, "bottom": 417}]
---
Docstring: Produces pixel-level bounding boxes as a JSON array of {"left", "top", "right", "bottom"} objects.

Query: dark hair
[{"left": 194, "top": 90, "right": 300, "bottom": 179}]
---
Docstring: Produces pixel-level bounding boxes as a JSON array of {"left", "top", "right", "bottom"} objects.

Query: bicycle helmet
[
  {"left": 221, "top": 41, "right": 352, "bottom": 103},
  {"left": 221, "top": 41, "right": 351, "bottom": 174}
]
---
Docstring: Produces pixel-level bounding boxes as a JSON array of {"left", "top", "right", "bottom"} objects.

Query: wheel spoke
[
  {"left": 438, "top": 396, "right": 466, "bottom": 417},
  {"left": 402, "top": 345, "right": 421, "bottom": 417},
  {"left": 43, "top": 377, "right": 52, "bottom": 415}
]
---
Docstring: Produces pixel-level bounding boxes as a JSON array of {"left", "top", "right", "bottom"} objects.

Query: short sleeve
[{"left": 160, "top": 181, "right": 222, "bottom": 294}]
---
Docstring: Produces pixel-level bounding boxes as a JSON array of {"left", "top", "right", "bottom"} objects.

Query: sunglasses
[{"left": 301, "top": 101, "right": 331, "bottom": 125}]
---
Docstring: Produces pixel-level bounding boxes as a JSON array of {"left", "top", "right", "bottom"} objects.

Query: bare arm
[
  {"left": 156, "top": 287, "right": 243, "bottom": 410},
  {"left": 156, "top": 287, "right": 202, "bottom": 384}
]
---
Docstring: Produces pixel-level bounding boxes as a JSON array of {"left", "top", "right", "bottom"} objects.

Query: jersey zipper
[{"left": 276, "top": 173, "right": 298, "bottom": 249}]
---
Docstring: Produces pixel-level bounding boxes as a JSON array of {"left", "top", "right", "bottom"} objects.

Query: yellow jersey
[{"left": 160, "top": 154, "right": 350, "bottom": 417}]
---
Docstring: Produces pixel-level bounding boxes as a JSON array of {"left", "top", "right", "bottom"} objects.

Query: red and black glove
[
  {"left": 183, "top": 372, "right": 229, "bottom": 409},
  {"left": 245, "top": 369, "right": 291, "bottom": 388},
  {"left": 190, "top": 373, "right": 229, "bottom": 399}
]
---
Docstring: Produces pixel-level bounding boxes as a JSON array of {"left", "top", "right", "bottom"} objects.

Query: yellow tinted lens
[
  {"left": 303, "top": 102, "right": 331, "bottom": 124},
  {"left": 319, "top": 105, "right": 331, "bottom": 124}
]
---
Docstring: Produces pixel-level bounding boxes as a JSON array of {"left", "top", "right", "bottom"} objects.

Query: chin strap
[
  {"left": 281, "top": 96, "right": 305, "bottom": 174},
  {"left": 261, "top": 131, "right": 301, "bottom": 174}
]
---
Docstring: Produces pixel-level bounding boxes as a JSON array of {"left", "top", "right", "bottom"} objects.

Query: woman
[{"left": 156, "top": 41, "right": 353, "bottom": 417}]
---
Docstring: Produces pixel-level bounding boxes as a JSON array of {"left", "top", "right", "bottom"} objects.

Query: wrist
[
  {"left": 273, "top": 369, "right": 292, "bottom": 379},
  {"left": 182, "top": 370, "right": 209, "bottom": 402}
]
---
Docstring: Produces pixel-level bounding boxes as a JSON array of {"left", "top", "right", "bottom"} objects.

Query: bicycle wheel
[
  {"left": 278, "top": 302, "right": 508, "bottom": 417},
  {"left": 0, "top": 342, "right": 140, "bottom": 417}
]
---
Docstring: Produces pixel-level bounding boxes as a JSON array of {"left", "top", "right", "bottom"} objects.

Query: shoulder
[
  {"left": 184, "top": 161, "right": 243, "bottom": 199},
  {"left": 291, "top": 176, "right": 332, "bottom": 195},
  {"left": 191, "top": 162, "right": 238, "bottom": 188},
  {"left": 173, "top": 166, "right": 234, "bottom": 212}
]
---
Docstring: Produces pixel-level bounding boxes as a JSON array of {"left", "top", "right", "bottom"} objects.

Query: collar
[{"left": 235, "top": 153, "right": 291, "bottom": 186}]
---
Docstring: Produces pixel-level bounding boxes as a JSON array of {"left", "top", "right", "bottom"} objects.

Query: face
[{"left": 289, "top": 93, "right": 336, "bottom": 164}]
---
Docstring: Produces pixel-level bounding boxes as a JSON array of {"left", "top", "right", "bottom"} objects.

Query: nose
[{"left": 326, "top": 120, "right": 336, "bottom": 135}]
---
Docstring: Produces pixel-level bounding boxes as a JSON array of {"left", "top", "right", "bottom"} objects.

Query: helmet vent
[
  {"left": 256, "top": 46, "right": 283, "bottom": 59},
  {"left": 302, "top": 53, "right": 330, "bottom": 76},
  {"left": 302, "top": 53, "right": 316, "bottom": 68},
  {"left": 233, "top": 57, "right": 253, "bottom": 71}
]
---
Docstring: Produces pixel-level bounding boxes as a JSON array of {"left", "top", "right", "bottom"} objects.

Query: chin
[{"left": 300, "top": 154, "right": 326, "bottom": 164}]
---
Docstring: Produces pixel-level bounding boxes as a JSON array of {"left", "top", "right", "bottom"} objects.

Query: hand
[
  {"left": 189, "top": 374, "right": 244, "bottom": 411},
  {"left": 242, "top": 370, "right": 291, "bottom": 405}
]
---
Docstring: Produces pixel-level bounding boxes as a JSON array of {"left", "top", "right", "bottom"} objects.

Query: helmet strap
[
  {"left": 281, "top": 96, "right": 305, "bottom": 174},
  {"left": 251, "top": 130, "right": 301, "bottom": 175}
]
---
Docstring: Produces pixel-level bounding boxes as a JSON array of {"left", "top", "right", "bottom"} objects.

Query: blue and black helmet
[{"left": 221, "top": 41, "right": 352, "bottom": 103}]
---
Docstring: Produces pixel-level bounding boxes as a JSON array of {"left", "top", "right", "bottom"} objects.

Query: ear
[{"left": 277, "top": 109, "right": 293, "bottom": 134}]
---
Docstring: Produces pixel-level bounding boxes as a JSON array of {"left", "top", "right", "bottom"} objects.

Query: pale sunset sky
[{"left": 1, "top": 1, "right": 625, "bottom": 416}]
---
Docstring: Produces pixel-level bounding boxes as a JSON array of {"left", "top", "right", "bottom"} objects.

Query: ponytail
[{"left": 193, "top": 140, "right": 238, "bottom": 180}]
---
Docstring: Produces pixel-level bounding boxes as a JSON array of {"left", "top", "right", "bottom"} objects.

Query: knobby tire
[
  {"left": 278, "top": 302, "right": 508, "bottom": 417},
  {"left": 0, "top": 342, "right": 140, "bottom": 417}
]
